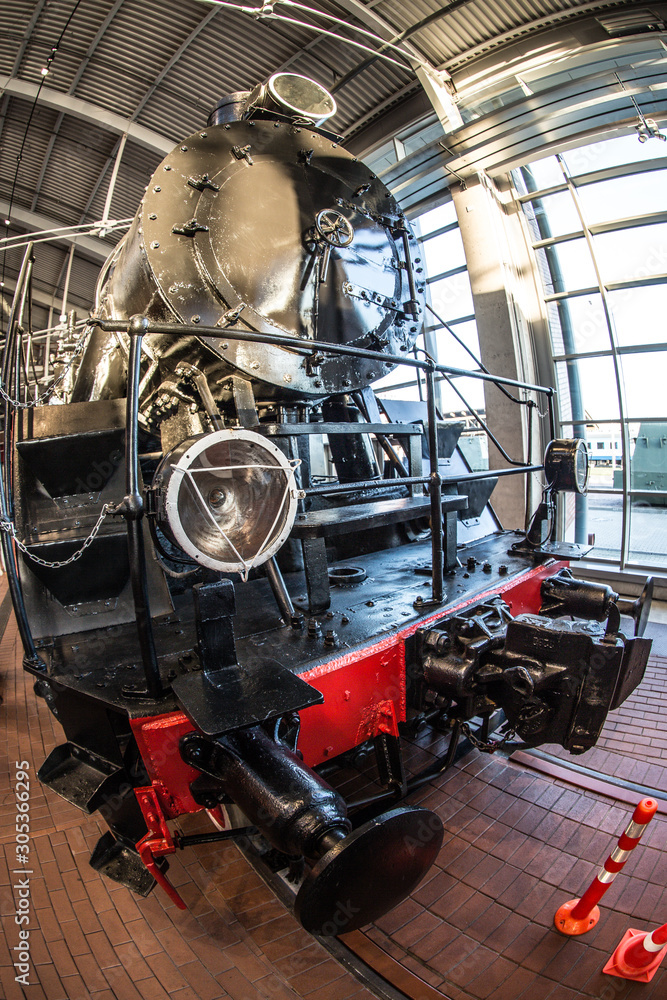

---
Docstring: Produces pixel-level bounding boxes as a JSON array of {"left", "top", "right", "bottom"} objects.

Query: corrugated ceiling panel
[
  {"left": 370, "top": 0, "right": 602, "bottom": 67},
  {"left": 35, "top": 119, "right": 118, "bottom": 225},
  {"left": 24, "top": 240, "right": 100, "bottom": 312},
  {"left": 0, "top": 99, "right": 61, "bottom": 210},
  {"left": 83, "top": 142, "right": 163, "bottom": 226},
  {"left": 0, "top": 1, "right": 34, "bottom": 76},
  {"left": 72, "top": 0, "right": 208, "bottom": 118},
  {"left": 14, "top": 1, "right": 118, "bottom": 95},
  {"left": 333, "top": 62, "right": 415, "bottom": 133},
  {"left": 134, "top": 10, "right": 313, "bottom": 141}
]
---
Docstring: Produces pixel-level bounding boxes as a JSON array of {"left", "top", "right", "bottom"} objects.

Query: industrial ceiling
[{"left": 1, "top": 0, "right": 665, "bottom": 325}]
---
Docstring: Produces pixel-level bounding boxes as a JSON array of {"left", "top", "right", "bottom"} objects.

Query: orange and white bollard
[
  {"left": 603, "top": 922, "right": 667, "bottom": 982},
  {"left": 554, "top": 798, "right": 658, "bottom": 936}
]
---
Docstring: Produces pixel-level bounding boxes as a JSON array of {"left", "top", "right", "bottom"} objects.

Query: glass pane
[
  {"left": 373, "top": 367, "right": 422, "bottom": 401},
  {"left": 525, "top": 191, "right": 582, "bottom": 238},
  {"left": 439, "top": 374, "right": 485, "bottom": 415},
  {"left": 415, "top": 200, "right": 457, "bottom": 237},
  {"left": 609, "top": 284, "right": 667, "bottom": 346},
  {"left": 629, "top": 496, "right": 667, "bottom": 569},
  {"left": 577, "top": 170, "right": 667, "bottom": 225},
  {"left": 561, "top": 134, "right": 667, "bottom": 176},
  {"left": 628, "top": 422, "right": 667, "bottom": 567},
  {"left": 622, "top": 351, "right": 667, "bottom": 418},
  {"left": 433, "top": 319, "right": 481, "bottom": 370},
  {"left": 458, "top": 429, "right": 489, "bottom": 471},
  {"left": 555, "top": 356, "right": 620, "bottom": 420},
  {"left": 422, "top": 226, "right": 466, "bottom": 275},
  {"left": 581, "top": 417, "right": 624, "bottom": 561},
  {"left": 429, "top": 270, "right": 474, "bottom": 322},
  {"left": 584, "top": 421, "right": 624, "bottom": 491},
  {"left": 545, "top": 238, "right": 598, "bottom": 291},
  {"left": 593, "top": 223, "right": 667, "bottom": 284},
  {"left": 555, "top": 294, "right": 610, "bottom": 354},
  {"left": 629, "top": 421, "right": 667, "bottom": 502},
  {"left": 519, "top": 156, "right": 563, "bottom": 190},
  {"left": 587, "top": 491, "right": 622, "bottom": 561}
]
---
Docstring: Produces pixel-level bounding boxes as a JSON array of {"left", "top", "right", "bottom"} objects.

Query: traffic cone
[
  {"left": 603, "top": 922, "right": 667, "bottom": 983},
  {"left": 554, "top": 798, "right": 658, "bottom": 936}
]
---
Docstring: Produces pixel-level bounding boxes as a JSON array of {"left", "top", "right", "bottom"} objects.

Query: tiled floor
[{"left": 2, "top": 575, "right": 667, "bottom": 1000}]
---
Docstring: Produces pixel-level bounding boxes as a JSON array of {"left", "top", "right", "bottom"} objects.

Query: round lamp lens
[
  {"left": 544, "top": 438, "right": 589, "bottom": 494},
  {"left": 155, "top": 429, "right": 299, "bottom": 577}
]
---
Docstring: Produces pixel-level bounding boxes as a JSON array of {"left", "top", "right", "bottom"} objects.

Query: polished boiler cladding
[
  {"left": 72, "top": 95, "right": 424, "bottom": 419},
  {"left": 1, "top": 74, "right": 653, "bottom": 936}
]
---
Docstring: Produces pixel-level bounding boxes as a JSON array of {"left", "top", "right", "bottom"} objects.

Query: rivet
[
  {"left": 367, "top": 372, "right": 375, "bottom": 378},
  {"left": 221, "top": 343, "right": 228, "bottom": 350},
  {"left": 164, "top": 165, "right": 172, "bottom": 171},
  {"left": 153, "top": 186, "right": 161, "bottom": 192},
  {"left": 148, "top": 213, "right": 157, "bottom": 220},
  {"left": 191, "top": 315, "right": 201, "bottom": 324},
  {"left": 169, "top": 285, "right": 178, "bottom": 293},
  {"left": 332, "top": 143, "right": 337, "bottom": 148},
  {"left": 150, "top": 241, "right": 160, "bottom": 249},
  {"left": 180, "top": 145, "right": 188, "bottom": 151},
  {"left": 200, "top": 132, "right": 207, "bottom": 138},
  {"left": 274, "top": 122, "right": 280, "bottom": 128},
  {"left": 225, "top": 124, "right": 231, "bottom": 129}
]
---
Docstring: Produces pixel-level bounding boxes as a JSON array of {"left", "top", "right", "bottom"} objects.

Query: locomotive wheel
[{"left": 294, "top": 805, "right": 443, "bottom": 935}]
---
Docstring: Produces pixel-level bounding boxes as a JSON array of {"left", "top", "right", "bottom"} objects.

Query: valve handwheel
[{"left": 315, "top": 208, "right": 354, "bottom": 247}]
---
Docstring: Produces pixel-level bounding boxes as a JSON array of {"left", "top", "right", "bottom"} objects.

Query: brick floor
[
  {"left": 2, "top": 568, "right": 667, "bottom": 1000},
  {"left": 348, "top": 636, "right": 667, "bottom": 999},
  {"left": 0, "top": 584, "right": 375, "bottom": 1000}
]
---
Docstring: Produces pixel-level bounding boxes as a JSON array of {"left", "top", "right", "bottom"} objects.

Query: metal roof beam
[
  {"left": 332, "top": 0, "right": 462, "bottom": 128},
  {"left": 0, "top": 76, "right": 174, "bottom": 156},
  {"left": 0, "top": 202, "right": 111, "bottom": 262}
]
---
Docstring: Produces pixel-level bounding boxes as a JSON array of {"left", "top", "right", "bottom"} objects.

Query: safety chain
[
  {"left": 0, "top": 324, "right": 90, "bottom": 409},
  {"left": 461, "top": 721, "right": 517, "bottom": 753},
  {"left": 0, "top": 503, "right": 112, "bottom": 568}
]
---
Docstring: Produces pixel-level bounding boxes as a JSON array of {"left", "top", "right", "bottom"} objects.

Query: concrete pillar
[{"left": 451, "top": 171, "right": 554, "bottom": 529}]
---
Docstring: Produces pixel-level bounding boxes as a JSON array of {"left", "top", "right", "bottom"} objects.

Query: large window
[
  {"left": 366, "top": 128, "right": 488, "bottom": 469},
  {"left": 515, "top": 135, "right": 667, "bottom": 571}
]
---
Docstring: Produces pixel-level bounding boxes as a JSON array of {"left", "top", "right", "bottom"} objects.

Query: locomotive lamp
[
  {"left": 544, "top": 437, "right": 589, "bottom": 494},
  {"left": 154, "top": 428, "right": 300, "bottom": 578},
  {"left": 519, "top": 438, "right": 591, "bottom": 553},
  {"left": 244, "top": 72, "right": 337, "bottom": 125}
]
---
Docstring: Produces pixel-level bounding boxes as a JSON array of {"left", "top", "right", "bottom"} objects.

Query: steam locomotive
[{"left": 1, "top": 73, "right": 653, "bottom": 936}]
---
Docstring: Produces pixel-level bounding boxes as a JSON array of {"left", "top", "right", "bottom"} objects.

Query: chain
[
  {"left": 461, "top": 721, "right": 517, "bottom": 753},
  {"left": 0, "top": 324, "right": 90, "bottom": 409},
  {"left": 0, "top": 503, "right": 112, "bottom": 568}
]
